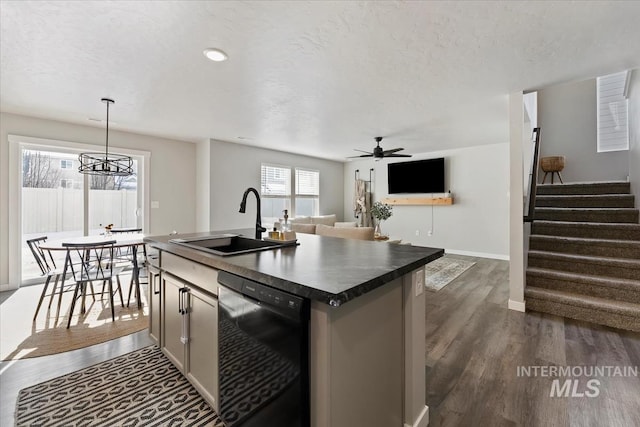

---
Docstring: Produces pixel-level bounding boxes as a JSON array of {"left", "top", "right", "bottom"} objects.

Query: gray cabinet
[
  {"left": 185, "top": 286, "right": 218, "bottom": 408},
  {"left": 162, "top": 273, "right": 186, "bottom": 371},
  {"left": 160, "top": 268, "right": 219, "bottom": 411}
]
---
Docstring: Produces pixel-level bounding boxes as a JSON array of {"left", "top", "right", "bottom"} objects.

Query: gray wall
[
  {"left": 208, "top": 139, "right": 344, "bottom": 231},
  {"left": 0, "top": 112, "right": 197, "bottom": 287},
  {"left": 343, "top": 143, "right": 510, "bottom": 259},
  {"left": 196, "top": 140, "right": 211, "bottom": 232},
  {"left": 538, "top": 79, "right": 629, "bottom": 183},
  {"left": 630, "top": 70, "right": 640, "bottom": 202}
]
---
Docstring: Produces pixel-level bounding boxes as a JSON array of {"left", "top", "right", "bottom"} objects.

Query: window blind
[
  {"left": 597, "top": 70, "right": 630, "bottom": 153},
  {"left": 261, "top": 165, "right": 291, "bottom": 196},
  {"left": 295, "top": 168, "right": 320, "bottom": 196}
]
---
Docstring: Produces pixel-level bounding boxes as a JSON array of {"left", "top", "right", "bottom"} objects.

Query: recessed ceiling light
[{"left": 203, "top": 48, "right": 228, "bottom": 62}]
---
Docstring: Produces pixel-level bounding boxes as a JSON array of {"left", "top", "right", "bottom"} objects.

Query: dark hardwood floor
[
  {"left": 425, "top": 255, "right": 640, "bottom": 427},
  {"left": 2, "top": 256, "right": 639, "bottom": 426}
]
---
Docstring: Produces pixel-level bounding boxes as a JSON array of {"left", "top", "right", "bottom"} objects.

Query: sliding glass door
[
  {"left": 20, "top": 145, "right": 143, "bottom": 284},
  {"left": 21, "top": 148, "right": 84, "bottom": 282}
]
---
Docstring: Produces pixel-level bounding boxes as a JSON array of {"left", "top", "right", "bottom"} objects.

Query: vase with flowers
[
  {"left": 103, "top": 223, "right": 114, "bottom": 236},
  {"left": 371, "top": 201, "right": 392, "bottom": 240}
]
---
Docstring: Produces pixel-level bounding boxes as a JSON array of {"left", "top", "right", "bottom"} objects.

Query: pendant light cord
[
  {"left": 105, "top": 100, "right": 110, "bottom": 157},
  {"left": 78, "top": 97, "right": 132, "bottom": 176}
]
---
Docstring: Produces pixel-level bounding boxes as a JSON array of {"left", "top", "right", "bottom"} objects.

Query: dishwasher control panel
[
  {"left": 242, "top": 282, "right": 302, "bottom": 311},
  {"left": 218, "top": 270, "right": 306, "bottom": 317}
]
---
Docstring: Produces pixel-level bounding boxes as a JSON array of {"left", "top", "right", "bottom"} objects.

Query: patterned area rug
[
  {"left": 15, "top": 346, "right": 224, "bottom": 427},
  {"left": 424, "top": 256, "right": 476, "bottom": 291},
  {"left": 16, "top": 320, "right": 300, "bottom": 427}
]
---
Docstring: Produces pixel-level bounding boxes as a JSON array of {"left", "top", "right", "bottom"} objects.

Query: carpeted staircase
[{"left": 525, "top": 181, "right": 640, "bottom": 332}]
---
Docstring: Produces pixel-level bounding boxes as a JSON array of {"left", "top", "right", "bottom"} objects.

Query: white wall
[
  {"left": 538, "top": 79, "right": 629, "bottom": 183},
  {"left": 509, "top": 92, "right": 525, "bottom": 312},
  {"left": 343, "top": 143, "right": 509, "bottom": 259},
  {"left": 0, "top": 112, "right": 197, "bottom": 287},
  {"left": 630, "top": 69, "right": 640, "bottom": 203},
  {"left": 208, "top": 139, "right": 344, "bottom": 231}
]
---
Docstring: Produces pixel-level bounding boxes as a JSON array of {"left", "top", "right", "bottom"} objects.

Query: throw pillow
[
  {"left": 315, "top": 224, "right": 374, "bottom": 241},
  {"left": 311, "top": 214, "right": 337, "bottom": 226},
  {"left": 291, "top": 223, "right": 316, "bottom": 234},
  {"left": 335, "top": 221, "right": 357, "bottom": 228},
  {"left": 290, "top": 216, "right": 311, "bottom": 224}
]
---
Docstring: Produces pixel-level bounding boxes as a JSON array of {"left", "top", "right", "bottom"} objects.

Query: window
[
  {"left": 60, "top": 179, "right": 74, "bottom": 188},
  {"left": 261, "top": 164, "right": 291, "bottom": 226},
  {"left": 597, "top": 70, "right": 630, "bottom": 152},
  {"left": 260, "top": 164, "right": 320, "bottom": 225},
  {"left": 60, "top": 159, "right": 74, "bottom": 169},
  {"left": 295, "top": 168, "right": 320, "bottom": 217}
]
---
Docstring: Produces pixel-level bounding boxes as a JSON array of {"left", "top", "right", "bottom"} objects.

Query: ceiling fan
[{"left": 350, "top": 136, "right": 412, "bottom": 160}]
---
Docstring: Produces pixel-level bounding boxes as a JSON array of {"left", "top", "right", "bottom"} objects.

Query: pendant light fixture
[{"left": 78, "top": 98, "right": 133, "bottom": 176}]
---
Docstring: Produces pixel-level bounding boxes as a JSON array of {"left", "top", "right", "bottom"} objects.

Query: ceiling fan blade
[
  {"left": 382, "top": 148, "right": 404, "bottom": 155},
  {"left": 385, "top": 154, "right": 412, "bottom": 158},
  {"left": 348, "top": 154, "right": 374, "bottom": 158},
  {"left": 353, "top": 149, "right": 373, "bottom": 154}
]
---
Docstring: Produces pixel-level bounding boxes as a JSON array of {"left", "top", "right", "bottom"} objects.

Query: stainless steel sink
[{"left": 169, "top": 234, "right": 294, "bottom": 256}]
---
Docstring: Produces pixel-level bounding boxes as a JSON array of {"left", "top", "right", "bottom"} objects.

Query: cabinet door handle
[
  {"left": 153, "top": 273, "right": 160, "bottom": 295},
  {"left": 178, "top": 288, "right": 184, "bottom": 314},
  {"left": 180, "top": 288, "right": 190, "bottom": 344},
  {"left": 182, "top": 287, "right": 189, "bottom": 314}
]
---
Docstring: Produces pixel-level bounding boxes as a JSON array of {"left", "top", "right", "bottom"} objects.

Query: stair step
[
  {"left": 535, "top": 194, "right": 635, "bottom": 208},
  {"left": 531, "top": 221, "right": 640, "bottom": 240},
  {"left": 525, "top": 286, "right": 640, "bottom": 332},
  {"left": 527, "top": 250, "right": 640, "bottom": 281},
  {"left": 529, "top": 235, "right": 640, "bottom": 258},
  {"left": 534, "top": 207, "right": 639, "bottom": 223},
  {"left": 526, "top": 267, "right": 640, "bottom": 304},
  {"left": 536, "top": 181, "right": 631, "bottom": 195}
]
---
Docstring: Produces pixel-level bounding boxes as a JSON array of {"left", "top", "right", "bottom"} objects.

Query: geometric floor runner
[
  {"left": 15, "top": 346, "right": 224, "bottom": 426},
  {"left": 424, "top": 256, "right": 476, "bottom": 292}
]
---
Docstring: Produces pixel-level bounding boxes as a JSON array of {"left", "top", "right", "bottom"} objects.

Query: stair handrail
[{"left": 524, "top": 127, "right": 541, "bottom": 222}]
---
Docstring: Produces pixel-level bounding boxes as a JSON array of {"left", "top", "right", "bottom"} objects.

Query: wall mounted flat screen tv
[{"left": 387, "top": 158, "right": 445, "bottom": 194}]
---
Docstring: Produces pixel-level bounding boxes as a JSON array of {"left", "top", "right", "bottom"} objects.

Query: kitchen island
[{"left": 145, "top": 229, "right": 443, "bottom": 427}]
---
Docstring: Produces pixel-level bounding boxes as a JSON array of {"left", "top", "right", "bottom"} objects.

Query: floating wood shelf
[{"left": 382, "top": 197, "right": 454, "bottom": 206}]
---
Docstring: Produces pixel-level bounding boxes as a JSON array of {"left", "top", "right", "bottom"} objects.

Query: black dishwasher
[{"left": 217, "top": 271, "right": 310, "bottom": 427}]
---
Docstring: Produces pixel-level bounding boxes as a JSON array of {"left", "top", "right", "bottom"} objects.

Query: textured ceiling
[{"left": 2, "top": 1, "right": 640, "bottom": 161}]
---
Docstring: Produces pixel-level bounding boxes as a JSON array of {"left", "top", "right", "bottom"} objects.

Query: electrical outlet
[
  {"left": 415, "top": 230, "right": 420, "bottom": 236},
  {"left": 414, "top": 271, "right": 424, "bottom": 296}
]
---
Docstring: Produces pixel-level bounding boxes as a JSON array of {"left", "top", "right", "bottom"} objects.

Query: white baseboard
[
  {"left": 405, "top": 405, "right": 429, "bottom": 427},
  {"left": 508, "top": 299, "right": 526, "bottom": 312},
  {"left": 0, "top": 283, "right": 16, "bottom": 292},
  {"left": 445, "top": 249, "right": 509, "bottom": 261}
]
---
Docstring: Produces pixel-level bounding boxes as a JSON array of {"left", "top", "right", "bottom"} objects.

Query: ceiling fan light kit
[
  {"left": 78, "top": 98, "right": 134, "bottom": 176},
  {"left": 350, "top": 136, "right": 412, "bottom": 160}
]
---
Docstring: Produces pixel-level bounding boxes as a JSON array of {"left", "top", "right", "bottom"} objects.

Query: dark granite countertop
[{"left": 145, "top": 228, "right": 443, "bottom": 306}]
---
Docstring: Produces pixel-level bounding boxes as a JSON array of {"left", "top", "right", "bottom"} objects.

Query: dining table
[{"left": 39, "top": 233, "right": 147, "bottom": 309}]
